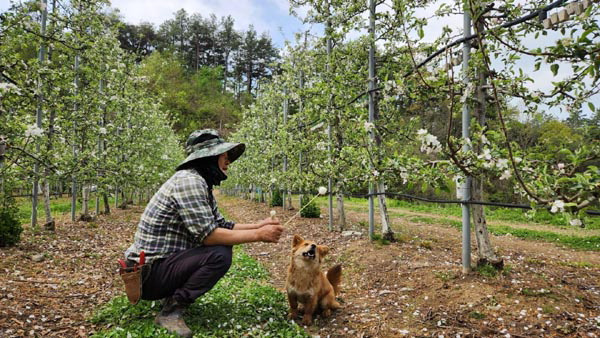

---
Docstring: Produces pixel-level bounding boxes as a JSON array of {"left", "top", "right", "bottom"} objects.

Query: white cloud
[{"left": 108, "top": 0, "right": 306, "bottom": 46}]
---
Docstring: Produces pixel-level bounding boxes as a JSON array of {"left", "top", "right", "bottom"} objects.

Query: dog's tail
[{"left": 326, "top": 264, "right": 342, "bottom": 296}]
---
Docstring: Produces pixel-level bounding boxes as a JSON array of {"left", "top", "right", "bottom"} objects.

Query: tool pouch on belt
[{"left": 120, "top": 268, "right": 142, "bottom": 304}]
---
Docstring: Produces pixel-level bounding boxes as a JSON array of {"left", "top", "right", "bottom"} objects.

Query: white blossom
[
  {"left": 270, "top": 178, "right": 277, "bottom": 184},
  {"left": 99, "top": 127, "right": 107, "bottom": 135},
  {"left": 481, "top": 134, "right": 489, "bottom": 145},
  {"left": 479, "top": 148, "right": 492, "bottom": 160},
  {"left": 499, "top": 169, "right": 511, "bottom": 180},
  {"left": 550, "top": 200, "right": 565, "bottom": 213},
  {"left": 496, "top": 158, "right": 509, "bottom": 170},
  {"left": 364, "top": 121, "right": 375, "bottom": 132},
  {"left": 0, "top": 82, "right": 20, "bottom": 94},
  {"left": 399, "top": 167, "right": 408, "bottom": 184},
  {"left": 25, "top": 124, "right": 44, "bottom": 138},
  {"left": 318, "top": 186, "right": 327, "bottom": 195},
  {"left": 569, "top": 219, "right": 582, "bottom": 227},
  {"left": 560, "top": 38, "right": 573, "bottom": 46},
  {"left": 417, "top": 131, "right": 441, "bottom": 154},
  {"left": 372, "top": 170, "right": 379, "bottom": 177}
]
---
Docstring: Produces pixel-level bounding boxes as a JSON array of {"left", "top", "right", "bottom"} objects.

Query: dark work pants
[{"left": 141, "top": 245, "right": 233, "bottom": 304}]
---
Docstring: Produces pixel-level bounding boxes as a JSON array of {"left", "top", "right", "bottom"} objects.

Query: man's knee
[{"left": 209, "top": 245, "right": 232, "bottom": 273}]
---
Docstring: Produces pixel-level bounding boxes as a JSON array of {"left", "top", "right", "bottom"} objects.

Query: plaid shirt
[{"left": 124, "top": 169, "right": 235, "bottom": 264}]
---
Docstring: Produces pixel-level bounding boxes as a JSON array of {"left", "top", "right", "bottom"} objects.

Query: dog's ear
[
  {"left": 292, "top": 234, "right": 304, "bottom": 247},
  {"left": 317, "top": 245, "right": 329, "bottom": 258}
]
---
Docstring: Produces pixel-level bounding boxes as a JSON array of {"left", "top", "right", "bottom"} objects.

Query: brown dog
[{"left": 286, "top": 234, "right": 342, "bottom": 325}]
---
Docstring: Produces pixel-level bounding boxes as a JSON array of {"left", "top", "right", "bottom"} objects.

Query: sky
[
  {"left": 0, "top": 0, "right": 596, "bottom": 120},
  {"left": 0, "top": 0, "right": 310, "bottom": 48}
]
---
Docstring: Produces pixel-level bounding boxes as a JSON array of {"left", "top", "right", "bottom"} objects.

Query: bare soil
[
  {"left": 0, "top": 207, "right": 139, "bottom": 337},
  {"left": 1, "top": 194, "right": 598, "bottom": 338}
]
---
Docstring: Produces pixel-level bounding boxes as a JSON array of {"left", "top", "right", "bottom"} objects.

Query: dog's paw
[
  {"left": 288, "top": 310, "right": 298, "bottom": 320},
  {"left": 301, "top": 314, "right": 313, "bottom": 326}
]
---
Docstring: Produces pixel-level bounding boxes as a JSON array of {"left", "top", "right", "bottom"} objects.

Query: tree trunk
[
  {"left": 80, "top": 185, "right": 93, "bottom": 221},
  {"left": 286, "top": 189, "right": 293, "bottom": 210},
  {"left": 41, "top": 177, "right": 55, "bottom": 230},
  {"left": 195, "top": 39, "right": 199, "bottom": 71},
  {"left": 223, "top": 52, "right": 229, "bottom": 93},
  {"left": 42, "top": 107, "right": 56, "bottom": 231},
  {"left": 246, "top": 67, "right": 252, "bottom": 94},
  {"left": 102, "top": 192, "right": 110, "bottom": 215},
  {"left": 471, "top": 179, "right": 503, "bottom": 268},
  {"left": 335, "top": 182, "right": 346, "bottom": 231},
  {"left": 377, "top": 181, "right": 394, "bottom": 241}
]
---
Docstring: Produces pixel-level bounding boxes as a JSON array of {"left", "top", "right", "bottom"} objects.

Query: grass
[
  {"left": 91, "top": 249, "right": 308, "bottom": 337},
  {"left": 16, "top": 196, "right": 116, "bottom": 224},
  {"left": 469, "top": 311, "right": 485, "bottom": 320},
  {"left": 405, "top": 215, "right": 600, "bottom": 251},
  {"left": 490, "top": 226, "right": 600, "bottom": 251},
  {"left": 476, "top": 264, "right": 498, "bottom": 278},
  {"left": 434, "top": 271, "right": 457, "bottom": 282},
  {"left": 558, "top": 261, "right": 600, "bottom": 268},
  {"left": 314, "top": 196, "right": 600, "bottom": 230}
]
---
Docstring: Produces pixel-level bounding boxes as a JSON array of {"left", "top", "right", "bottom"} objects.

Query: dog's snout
[{"left": 310, "top": 244, "right": 316, "bottom": 249}]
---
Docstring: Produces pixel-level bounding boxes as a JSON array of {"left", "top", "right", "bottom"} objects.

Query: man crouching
[{"left": 123, "top": 129, "right": 283, "bottom": 337}]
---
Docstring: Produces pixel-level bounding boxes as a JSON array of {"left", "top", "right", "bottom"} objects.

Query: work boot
[{"left": 154, "top": 297, "right": 193, "bottom": 337}]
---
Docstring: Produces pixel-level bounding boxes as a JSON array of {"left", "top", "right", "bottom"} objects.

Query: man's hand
[
  {"left": 257, "top": 223, "right": 284, "bottom": 243},
  {"left": 258, "top": 217, "right": 280, "bottom": 228}
]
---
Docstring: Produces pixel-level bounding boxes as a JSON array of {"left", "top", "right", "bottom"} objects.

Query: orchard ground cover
[{"left": 0, "top": 192, "right": 598, "bottom": 337}]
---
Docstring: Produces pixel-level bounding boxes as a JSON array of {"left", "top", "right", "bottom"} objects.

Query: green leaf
[
  {"left": 551, "top": 64, "right": 559, "bottom": 76},
  {"left": 588, "top": 102, "right": 595, "bottom": 112}
]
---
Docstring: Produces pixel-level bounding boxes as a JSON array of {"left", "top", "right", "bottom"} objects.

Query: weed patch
[
  {"left": 476, "top": 264, "right": 498, "bottom": 278},
  {"left": 434, "top": 271, "right": 457, "bottom": 282},
  {"left": 469, "top": 311, "right": 485, "bottom": 319}
]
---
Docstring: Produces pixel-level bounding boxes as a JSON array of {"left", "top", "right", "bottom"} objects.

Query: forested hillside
[{"left": 113, "top": 9, "right": 280, "bottom": 137}]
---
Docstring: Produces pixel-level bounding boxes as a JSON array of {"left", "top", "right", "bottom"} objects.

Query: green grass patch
[
  {"left": 434, "top": 271, "right": 457, "bottom": 282},
  {"left": 557, "top": 261, "right": 598, "bottom": 268},
  {"left": 370, "top": 234, "right": 391, "bottom": 246},
  {"left": 419, "top": 240, "right": 433, "bottom": 249},
  {"left": 488, "top": 225, "right": 600, "bottom": 251},
  {"left": 91, "top": 249, "right": 308, "bottom": 337},
  {"left": 410, "top": 214, "right": 600, "bottom": 251},
  {"left": 16, "top": 196, "right": 116, "bottom": 224},
  {"left": 520, "top": 288, "right": 553, "bottom": 297},
  {"left": 476, "top": 264, "right": 498, "bottom": 278},
  {"left": 314, "top": 196, "right": 600, "bottom": 230},
  {"left": 469, "top": 311, "right": 486, "bottom": 320}
]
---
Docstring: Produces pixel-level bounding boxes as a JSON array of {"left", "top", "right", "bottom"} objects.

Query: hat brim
[{"left": 176, "top": 142, "right": 245, "bottom": 170}]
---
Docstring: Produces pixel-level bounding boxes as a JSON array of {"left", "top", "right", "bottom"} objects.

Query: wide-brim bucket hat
[{"left": 176, "top": 129, "right": 245, "bottom": 170}]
